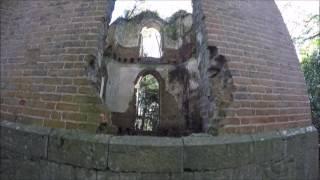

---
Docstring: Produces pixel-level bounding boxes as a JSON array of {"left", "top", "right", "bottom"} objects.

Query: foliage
[
  {"left": 121, "top": 0, "right": 160, "bottom": 21},
  {"left": 135, "top": 75, "right": 160, "bottom": 132},
  {"left": 164, "top": 24, "right": 178, "bottom": 40},
  {"left": 301, "top": 45, "right": 320, "bottom": 129},
  {"left": 294, "top": 13, "right": 320, "bottom": 129},
  {"left": 123, "top": 0, "right": 145, "bottom": 19},
  {"left": 127, "top": 10, "right": 160, "bottom": 22}
]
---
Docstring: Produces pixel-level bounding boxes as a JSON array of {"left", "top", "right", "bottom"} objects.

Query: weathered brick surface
[
  {"left": 0, "top": 0, "right": 115, "bottom": 131},
  {"left": 194, "top": 0, "right": 312, "bottom": 133}
]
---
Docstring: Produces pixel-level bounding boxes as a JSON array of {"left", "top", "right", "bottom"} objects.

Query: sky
[
  {"left": 110, "top": 0, "right": 192, "bottom": 23},
  {"left": 276, "top": 0, "right": 319, "bottom": 59},
  {"left": 275, "top": 1, "right": 319, "bottom": 37}
]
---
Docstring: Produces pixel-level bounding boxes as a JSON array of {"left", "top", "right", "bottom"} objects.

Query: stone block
[
  {"left": 120, "top": 173, "right": 142, "bottom": 180},
  {"left": 108, "top": 136, "right": 183, "bottom": 173},
  {"left": 97, "top": 171, "right": 120, "bottom": 180},
  {"left": 232, "top": 164, "right": 260, "bottom": 180},
  {"left": 40, "top": 161, "right": 74, "bottom": 180},
  {"left": 0, "top": 121, "right": 49, "bottom": 159},
  {"left": 140, "top": 173, "right": 170, "bottom": 180},
  {"left": 194, "top": 170, "right": 232, "bottom": 180},
  {"left": 74, "top": 167, "right": 97, "bottom": 180},
  {"left": 281, "top": 126, "right": 319, "bottom": 180},
  {"left": 0, "top": 159, "right": 42, "bottom": 180},
  {"left": 183, "top": 134, "right": 252, "bottom": 171},
  {"left": 251, "top": 130, "right": 284, "bottom": 163},
  {"left": 48, "top": 128, "right": 110, "bottom": 169}
]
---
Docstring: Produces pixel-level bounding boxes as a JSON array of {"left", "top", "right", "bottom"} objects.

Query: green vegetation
[
  {"left": 124, "top": 10, "right": 160, "bottom": 21},
  {"left": 164, "top": 24, "right": 178, "bottom": 40},
  {"left": 297, "top": 15, "right": 320, "bottom": 129},
  {"left": 121, "top": 0, "right": 160, "bottom": 21},
  {"left": 300, "top": 39, "right": 320, "bottom": 129},
  {"left": 135, "top": 75, "right": 160, "bottom": 132}
]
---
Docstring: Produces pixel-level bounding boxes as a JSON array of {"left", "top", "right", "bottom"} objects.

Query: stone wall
[
  {"left": 0, "top": 0, "right": 115, "bottom": 132},
  {"left": 1, "top": 120, "right": 318, "bottom": 180},
  {"left": 194, "top": 0, "right": 312, "bottom": 134}
]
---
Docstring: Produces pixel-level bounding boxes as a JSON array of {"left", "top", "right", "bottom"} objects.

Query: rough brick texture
[
  {"left": 0, "top": 0, "right": 114, "bottom": 132},
  {"left": 194, "top": 0, "right": 312, "bottom": 134}
]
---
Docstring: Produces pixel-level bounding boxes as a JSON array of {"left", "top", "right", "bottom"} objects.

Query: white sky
[
  {"left": 275, "top": 1, "right": 319, "bottom": 40},
  {"left": 275, "top": 0, "right": 319, "bottom": 59},
  {"left": 140, "top": 27, "right": 162, "bottom": 58},
  {"left": 110, "top": 0, "right": 192, "bottom": 23}
]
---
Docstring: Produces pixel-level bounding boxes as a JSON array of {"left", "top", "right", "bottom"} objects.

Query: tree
[
  {"left": 300, "top": 40, "right": 320, "bottom": 129},
  {"left": 292, "top": 13, "right": 320, "bottom": 130},
  {"left": 123, "top": 0, "right": 146, "bottom": 19},
  {"left": 294, "top": 15, "right": 320, "bottom": 44},
  {"left": 135, "top": 75, "right": 160, "bottom": 132}
]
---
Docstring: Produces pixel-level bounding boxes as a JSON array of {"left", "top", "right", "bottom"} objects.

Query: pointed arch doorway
[{"left": 134, "top": 74, "right": 160, "bottom": 132}]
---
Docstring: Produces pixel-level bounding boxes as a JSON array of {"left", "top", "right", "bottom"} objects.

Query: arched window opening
[
  {"left": 135, "top": 74, "right": 160, "bottom": 132},
  {"left": 139, "top": 27, "right": 162, "bottom": 58}
]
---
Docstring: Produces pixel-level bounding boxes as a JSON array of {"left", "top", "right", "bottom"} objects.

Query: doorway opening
[{"left": 135, "top": 74, "right": 160, "bottom": 132}]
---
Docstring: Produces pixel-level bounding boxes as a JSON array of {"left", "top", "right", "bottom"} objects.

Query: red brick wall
[
  {"left": 0, "top": 0, "right": 114, "bottom": 132},
  {"left": 198, "top": 0, "right": 312, "bottom": 133}
]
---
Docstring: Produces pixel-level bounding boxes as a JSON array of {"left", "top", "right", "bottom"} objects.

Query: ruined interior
[
  {"left": 82, "top": 1, "right": 236, "bottom": 136},
  {"left": 1, "top": 1, "right": 318, "bottom": 179},
  {"left": 101, "top": 10, "right": 202, "bottom": 136}
]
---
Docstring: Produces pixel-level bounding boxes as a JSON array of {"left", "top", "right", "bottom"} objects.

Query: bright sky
[
  {"left": 110, "top": 0, "right": 192, "bottom": 23},
  {"left": 140, "top": 27, "right": 162, "bottom": 58},
  {"left": 275, "top": 0, "right": 319, "bottom": 59},
  {"left": 275, "top": 1, "right": 319, "bottom": 40}
]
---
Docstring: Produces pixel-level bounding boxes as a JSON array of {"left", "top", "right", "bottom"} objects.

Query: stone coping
[{"left": 0, "top": 120, "right": 318, "bottom": 173}]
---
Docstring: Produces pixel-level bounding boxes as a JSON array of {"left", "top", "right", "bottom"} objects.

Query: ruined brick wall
[
  {"left": 0, "top": 0, "right": 114, "bottom": 132},
  {"left": 195, "top": 0, "right": 312, "bottom": 134},
  {"left": 1, "top": 0, "right": 313, "bottom": 135}
]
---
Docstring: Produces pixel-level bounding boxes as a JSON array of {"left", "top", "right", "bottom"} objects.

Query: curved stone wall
[{"left": 1, "top": 120, "right": 318, "bottom": 180}]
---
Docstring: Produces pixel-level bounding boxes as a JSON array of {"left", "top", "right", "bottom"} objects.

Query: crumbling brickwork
[
  {"left": 0, "top": 0, "right": 313, "bottom": 135},
  {"left": 0, "top": 0, "right": 115, "bottom": 132},
  {"left": 194, "top": 0, "right": 312, "bottom": 134}
]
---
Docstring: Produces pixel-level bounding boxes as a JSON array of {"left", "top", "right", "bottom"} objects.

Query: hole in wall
[{"left": 139, "top": 27, "right": 162, "bottom": 58}]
